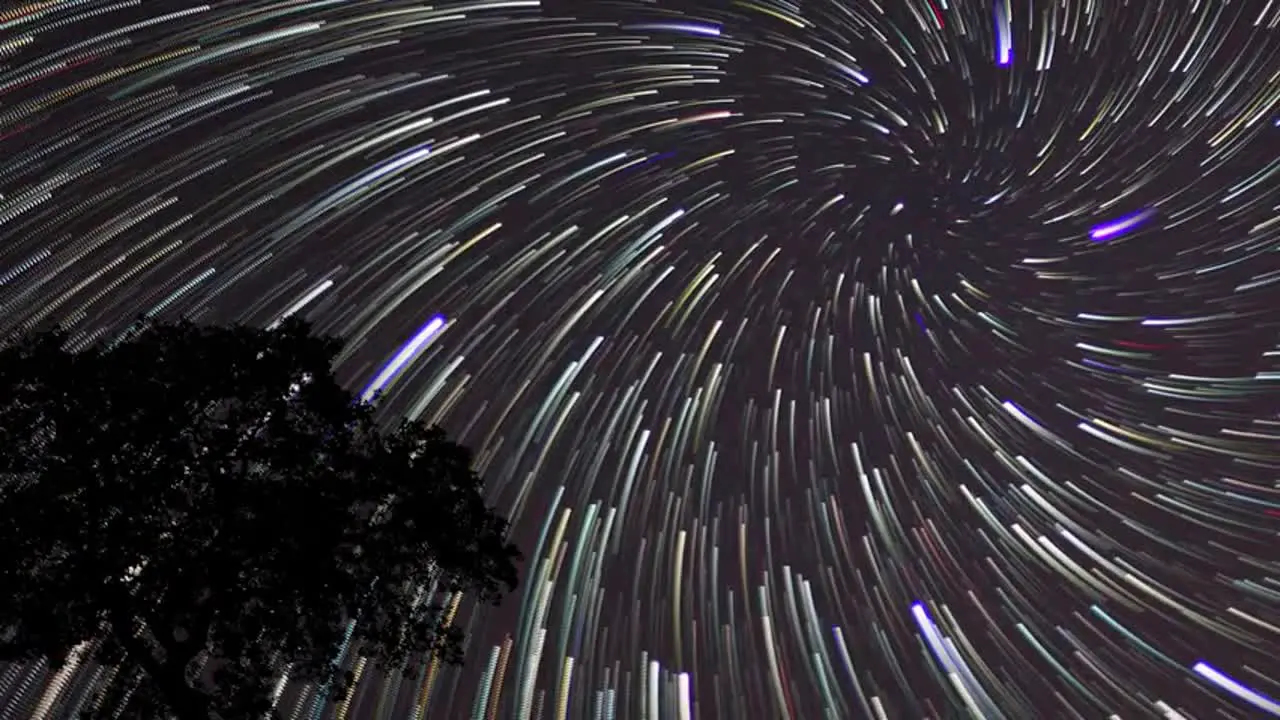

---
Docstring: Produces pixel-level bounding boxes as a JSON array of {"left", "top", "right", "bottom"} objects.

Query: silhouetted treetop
[{"left": 0, "top": 317, "right": 521, "bottom": 720}]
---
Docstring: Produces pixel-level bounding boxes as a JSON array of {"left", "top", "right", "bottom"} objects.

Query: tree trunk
[{"left": 114, "top": 623, "right": 217, "bottom": 720}]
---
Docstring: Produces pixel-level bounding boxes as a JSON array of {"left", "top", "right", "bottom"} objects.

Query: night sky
[{"left": 1, "top": 0, "right": 1279, "bottom": 718}]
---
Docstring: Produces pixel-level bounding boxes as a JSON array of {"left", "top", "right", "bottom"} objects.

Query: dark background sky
[{"left": 1, "top": 0, "right": 1278, "bottom": 717}]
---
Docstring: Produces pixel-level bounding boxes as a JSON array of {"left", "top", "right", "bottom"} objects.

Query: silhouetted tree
[{"left": 0, "top": 318, "right": 520, "bottom": 719}]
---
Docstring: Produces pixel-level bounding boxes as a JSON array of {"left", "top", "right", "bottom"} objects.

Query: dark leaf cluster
[{"left": 0, "top": 318, "right": 521, "bottom": 720}]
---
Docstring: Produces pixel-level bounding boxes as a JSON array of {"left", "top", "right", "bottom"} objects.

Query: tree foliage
[{"left": 0, "top": 318, "right": 521, "bottom": 719}]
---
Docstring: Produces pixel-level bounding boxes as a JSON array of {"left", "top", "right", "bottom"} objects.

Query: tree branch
[{"left": 109, "top": 595, "right": 216, "bottom": 720}]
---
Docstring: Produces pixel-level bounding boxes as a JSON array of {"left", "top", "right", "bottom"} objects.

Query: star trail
[{"left": 1, "top": 0, "right": 1279, "bottom": 718}]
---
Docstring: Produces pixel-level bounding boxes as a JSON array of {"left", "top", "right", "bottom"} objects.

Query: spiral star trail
[{"left": 2, "top": 0, "right": 1280, "bottom": 717}]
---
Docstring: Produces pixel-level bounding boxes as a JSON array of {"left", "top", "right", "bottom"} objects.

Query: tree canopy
[{"left": 0, "top": 317, "right": 521, "bottom": 719}]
